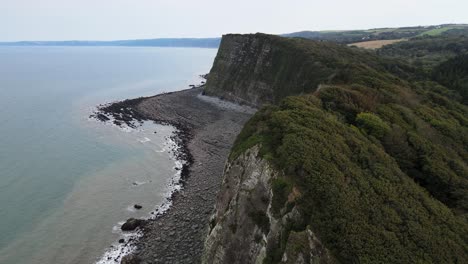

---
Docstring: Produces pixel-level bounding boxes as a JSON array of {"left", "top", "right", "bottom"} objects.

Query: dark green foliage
[
  {"left": 226, "top": 34, "right": 468, "bottom": 263},
  {"left": 433, "top": 53, "right": 468, "bottom": 104},
  {"left": 356, "top": 112, "right": 390, "bottom": 138},
  {"left": 271, "top": 178, "right": 292, "bottom": 216},
  {"left": 236, "top": 95, "right": 468, "bottom": 263},
  {"left": 263, "top": 226, "right": 292, "bottom": 264},
  {"left": 378, "top": 34, "right": 468, "bottom": 72},
  {"left": 279, "top": 231, "right": 311, "bottom": 264}
]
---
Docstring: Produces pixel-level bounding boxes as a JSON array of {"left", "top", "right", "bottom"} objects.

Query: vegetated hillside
[
  {"left": 204, "top": 33, "right": 417, "bottom": 107},
  {"left": 283, "top": 27, "right": 425, "bottom": 43},
  {"left": 432, "top": 53, "right": 468, "bottom": 103},
  {"left": 283, "top": 24, "right": 468, "bottom": 44},
  {"left": 378, "top": 31, "right": 468, "bottom": 72},
  {"left": 377, "top": 28, "right": 468, "bottom": 104},
  {"left": 203, "top": 33, "right": 468, "bottom": 263}
]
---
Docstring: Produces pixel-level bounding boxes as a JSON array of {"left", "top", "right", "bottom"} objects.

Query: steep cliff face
[
  {"left": 204, "top": 34, "right": 337, "bottom": 107},
  {"left": 202, "top": 146, "right": 333, "bottom": 264},
  {"left": 202, "top": 32, "right": 468, "bottom": 264}
]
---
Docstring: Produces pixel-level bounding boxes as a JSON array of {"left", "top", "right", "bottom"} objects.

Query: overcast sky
[{"left": 1, "top": 0, "right": 467, "bottom": 41}]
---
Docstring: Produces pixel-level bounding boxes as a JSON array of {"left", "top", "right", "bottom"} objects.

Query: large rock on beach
[
  {"left": 120, "top": 254, "right": 141, "bottom": 264},
  {"left": 121, "top": 218, "right": 145, "bottom": 231}
]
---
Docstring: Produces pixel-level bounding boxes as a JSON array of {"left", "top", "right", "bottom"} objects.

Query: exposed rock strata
[
  {"left": 204, "top": 33, "right": 334, "bottom": 107},
  {"left": 202, "top": 147, "right": 332, "bottom": 264}
]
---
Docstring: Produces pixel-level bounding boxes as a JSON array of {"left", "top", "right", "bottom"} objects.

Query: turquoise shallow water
[{"left": 0, "top": 46, "right": 216, "bottom": 264}]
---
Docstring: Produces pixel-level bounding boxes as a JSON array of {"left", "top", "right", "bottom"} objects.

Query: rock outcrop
[
  {"left": 204, "top": 33, "right": 336, "bottom": 107},
  {"left": 202, "top": 146, "right": 333, "bottom": 264}
]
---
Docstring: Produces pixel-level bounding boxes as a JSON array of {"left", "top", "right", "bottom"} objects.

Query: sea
[{"left": 0, "top": 46, "right": 217, "bottom": 264}]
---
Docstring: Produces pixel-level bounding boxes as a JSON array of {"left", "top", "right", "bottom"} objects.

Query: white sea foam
[
  {"left": 131, "top": 181, "right": 147, "bottom": 186},
  {"left": 154, "top": 148, "right": 166, "bottom": 153},
  {"left": 96, "top": 126, "right": 186, "bottom": 264},
  {"left": 95, "top": 228, "right": 142, "bottom": 264},
  {"left": 138, "top": 137, "right": 151, "bottom": 143},
  {"left": 126, "top": 206, "right": 136, "bottom": 213},
  {"left": 88, "top": 105, "right": 148, "bottom": 134}
]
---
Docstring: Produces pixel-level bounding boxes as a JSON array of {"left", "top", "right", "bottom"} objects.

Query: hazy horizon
[
  {"left": 2, "top": 23, "right": 468, "bottom": 43},
  {"left": 2, "top": 0, "right": 467, "bottom": 42}
]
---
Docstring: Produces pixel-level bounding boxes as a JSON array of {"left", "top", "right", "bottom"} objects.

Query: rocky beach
[{"left": 94, "top": 85, "right": 255, "bottom": 264}]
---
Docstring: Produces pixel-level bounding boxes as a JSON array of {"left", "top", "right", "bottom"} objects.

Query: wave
[
  {"left": 95, "top": 126, "right": 185, "bottom": 264},
  {"left": 138, "top": 137, "right": 151, "bottom": 143}
]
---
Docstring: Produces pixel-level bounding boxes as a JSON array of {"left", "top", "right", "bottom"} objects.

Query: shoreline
[{"left": 92, "top": 83, "right": 254, "bottom": 263}]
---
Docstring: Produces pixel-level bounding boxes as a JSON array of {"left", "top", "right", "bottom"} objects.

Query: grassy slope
[
  {"left": 228, "top": 35, "right": 468, "bottom": 263},
  {"left": 418, "top": 25, "right": 468, "bottom": 36},
  {"left": 378, "top": 30, "right": 468, "bottom": 71},
  {"left": 285, "top": 24, "right": 468, "bottom": 44}
]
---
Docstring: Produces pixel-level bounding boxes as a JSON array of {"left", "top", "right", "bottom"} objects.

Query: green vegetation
[
  {"left": 378, "top": 33, "right": 468, "bottom": 72},
  {"left": 279, "top": 231, "right": 311, "bottom": 264},
  {"left": 284, "top": 24, "right": 468, "bottom": 44},
  {"left": 207, "top": 33, "right": 421, "bottom": 107},
  {"left": 433, "top": 53, "right": 468, "bottom": 103},
  {"left": 226, "top": 33, "right": 468, "bottom": 263},
  {"left": 271, "top": 178, "right": 292, "bottom": 216},
  {"left": 418, "top": 25, "right": 468, "bottom": 36},
  {"left": 419, "top": 27, "right": 450, "bottom": 36},
  {"left": 356, "top": 112, "right": 390, "bottom": 138}
]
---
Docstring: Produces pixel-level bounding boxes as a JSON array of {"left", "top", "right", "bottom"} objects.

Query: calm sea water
[{"left": 0, "top": 46, "right": 217, "bottom": 264}]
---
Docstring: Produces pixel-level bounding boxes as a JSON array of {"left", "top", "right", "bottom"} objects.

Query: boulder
[
  {"left": 120, "top": 254, "right": 141, "bottom": 264},
  {"left": 134, "top": 204, "right": 143, "bottom": 209},
  {"left": 121, "top": 218, "right": 144, "bottom": 231},
  {"left": 96, "top": 113, "right": 110, "bottom": 122}
]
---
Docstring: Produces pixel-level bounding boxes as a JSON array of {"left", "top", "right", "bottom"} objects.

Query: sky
[{"left": 1, "top": 0, "right": 467, "bottom": 41}]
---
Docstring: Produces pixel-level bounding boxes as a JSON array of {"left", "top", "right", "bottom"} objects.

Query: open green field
[
  {"left": 418, "top": 25, "right": 465, "bottom": 36},
  {"left": 285, "top": 24, "right": 468, "bottom": 44}
]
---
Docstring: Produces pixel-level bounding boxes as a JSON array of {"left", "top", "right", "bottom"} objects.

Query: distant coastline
[{"left": 0, "top": 38, "right": 220, "bottom": 48}]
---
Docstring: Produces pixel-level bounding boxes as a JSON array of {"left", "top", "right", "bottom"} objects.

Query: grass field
[
  {"left": 418, "top": 25, "right": 468, "bottom": 36},
  {"left": 349, "top": 39, "right": 406, "bottom": 49},
  {"left": 419, "top": 26, "right": 457, "bottom": 36}
]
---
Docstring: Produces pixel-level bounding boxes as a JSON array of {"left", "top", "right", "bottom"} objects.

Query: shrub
[{"left": 356, "top": 112, "right": 391, "bottom": 138}]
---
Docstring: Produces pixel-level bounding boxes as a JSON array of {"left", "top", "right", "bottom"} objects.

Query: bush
[
  {"left": 232, "top": 93, "right": 468, "bottom": 263},
  {"left": 271, "top": 178, "right": 292, "bottom": 216},
  {"left": 356, "top": 112, "right": 391, "bottom": 138}
]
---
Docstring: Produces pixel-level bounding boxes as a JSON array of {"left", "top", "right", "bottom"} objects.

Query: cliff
[
  {"left": 202, "top": 33, "right": 468, "bottom": 263},
  {"left": 202, "top": 146, "right": 333, "bottom": 264},
  {"left": 203, "top": 33, "right": 337, "bottom": 107},
  {"left": 204, "top": 33, "right": 419, "bottom": 108}
]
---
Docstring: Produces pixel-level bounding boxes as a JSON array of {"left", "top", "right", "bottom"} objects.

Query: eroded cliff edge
[
  {"left": 204, "top": 33, "right": 336, "bottom": 107},
  {"left": 202, "top": 146, "right": 333, "bottom": 264},
  {"left": 202, "top": 34, "right": 468, "bottom": 263}
]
